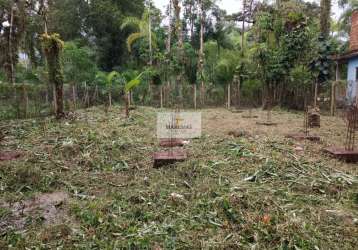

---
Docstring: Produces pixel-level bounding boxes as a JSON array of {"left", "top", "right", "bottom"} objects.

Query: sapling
[{"left": 124, "top": 72, "right": 144, "bottom": 117}]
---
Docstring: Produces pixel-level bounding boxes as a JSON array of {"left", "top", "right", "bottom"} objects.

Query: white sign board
[{"left": 157, "top": 112, "right": 201, "bottom": 139}]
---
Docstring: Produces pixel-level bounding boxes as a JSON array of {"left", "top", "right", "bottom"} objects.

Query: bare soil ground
[{"left": 0, "top": 106, "right": 357, "bottom": 249}]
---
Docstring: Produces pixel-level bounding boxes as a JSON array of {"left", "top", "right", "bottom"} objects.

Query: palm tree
[
  {"left": 124, "top": 72, "right": 144, "bottom": 117},
  {"left": 95, "top": 71, "right": 121, "bottom": 109},
  {"left": 121, "top": 8, "right": 156, "bottom": 64}
]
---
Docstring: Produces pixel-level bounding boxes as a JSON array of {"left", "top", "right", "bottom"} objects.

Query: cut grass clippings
[{"left": 0, "top": 106, "right": 357, "bottom": 249}]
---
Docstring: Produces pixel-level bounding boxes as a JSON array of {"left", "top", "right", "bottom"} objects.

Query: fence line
[{"left": 1, "top": 81, "right": 333, "bottom": 120}]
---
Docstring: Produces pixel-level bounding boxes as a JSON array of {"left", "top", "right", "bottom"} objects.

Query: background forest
[{"left": 0, "top": 0, "right": 357, "bottom": 118}]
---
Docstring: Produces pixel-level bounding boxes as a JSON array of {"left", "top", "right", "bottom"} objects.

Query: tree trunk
[
  {"left": 227, "top": 83, "right": 231, "bottom": 109},
  {"left": 193, "top": 84, "right": 197, "bottom": 109},
  {"left": 84, "top": 82, "right": 89, "bottom": 108},
  {"left": 55, "top": 82, "right": 64, "bottom": 117},
  {"left": 314, "top": 80, "right": 318, "bottom": 108},
  {"left": 131, "top": 91, "right": 134, "bottom": 106},
  {"left": 330, "top": 81, "right": 335, "bottom": 116},
  {"left": 108, "top": 91, "right": 112, "bottom": 108},
  {"left": 241, "top": 0, "right": 246, "bottom": 57},
  {"left": 9, "top": 5, "right": 15, "bottom": 85},
  {"left": 22, "top": 85, "right": 28, "bottom": 118},
  {"left": 53, "top": 86, "right": 57, "bottom": 113},
  {"left": 125, "top": 92, "right": 129, "bottom": 118},
  {"left": 45, "top": 89, "right": 49, "bottom": 105},
  {"left": 166, "top": 0, "right": 172, "bottom": 53},
  {"left": 237, "top": 77, "right": 241, "bottom": 109},
  {"left": 160, "top": 85, "right": 163, "bottom": 108},
  {"left": 190, "top": 5, "right": 195, "bottom": 44},
  {"left": 42, "top": 33, "right": 65, "bottom": 119},
  {"left": 92, "top": 84, "right": 98, "bottom": 104},
  {"left": 331, "top": 63, "right": 340, "bottom": 115},
  {"left": 72, "top": 84, "right": 77, "bottom": 110},
  {"left": 148, "top": 2, "right": 153, "bottom": 65},
  {"left": 199, "top": 0, "right": 205, "bottom": 107},
  {"left": 320, "top": 0, "right": 331, "bottom": 38}
]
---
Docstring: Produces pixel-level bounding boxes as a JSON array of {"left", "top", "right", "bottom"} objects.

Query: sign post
[{"left": 154, "top": 111, "right": 201, "bottom": 167}]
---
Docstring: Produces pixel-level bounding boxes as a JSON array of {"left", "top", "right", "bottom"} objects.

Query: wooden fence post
[
  {"left": 330, "top": 81, "right": 336, "bottom": 116},
  {"left": 331, "top": 62, "right": 340, "bottom": 116},
  {"left": 24, "top": 85, "right": 28, "bottom": 118}
]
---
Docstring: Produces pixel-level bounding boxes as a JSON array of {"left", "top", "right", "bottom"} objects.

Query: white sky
[{"left": 153, "top": 0, "right": 342, "bottom": 20}]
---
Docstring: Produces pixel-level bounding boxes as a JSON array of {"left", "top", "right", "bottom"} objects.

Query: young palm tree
[
  {"left": 124, "top": 72, "right": 144, "bottom": 117},
  {"left": 95, "top": 71, "right": 121, "bottom": 109}
]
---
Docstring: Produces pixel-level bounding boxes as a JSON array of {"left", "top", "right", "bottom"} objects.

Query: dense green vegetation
[{"left": 0, "top": 0, "right": 356, "bottom": 116}]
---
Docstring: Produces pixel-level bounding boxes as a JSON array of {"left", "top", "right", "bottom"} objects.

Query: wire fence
[
  {"left": 0, "top": 83, "right": 126, "bottom": 120},
  {"left": 0, "top": 83, "right": 255, "bottom": 119},
  {"left": 0, "top": 81, "right": 337, "bottom": 120}
]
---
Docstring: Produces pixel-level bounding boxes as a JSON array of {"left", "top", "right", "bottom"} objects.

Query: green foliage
[
  {"left": 41, "top": 33, "right": 65, "bottom": 87},
  {"left": 0, "top": 83, "right": 51, "bottom": 119},
  {"left": 242, "top": 79, "right": 262, "bottom": 98},
  {"left": 87, "top": 0, "right": 145, "bottom": 70},
  {"left": 94, "top": 71, "right": 126, "bottom": 97},
  {"left": 124, "top": 71, "right": 146, "bottom": 92},
  {"left": 125, "top": 78, "right": 141, "bottom": 92},
  {"left": 14, "top": 65, "right": 40, "bottom": 84},
  {"left": 184, "top": 43, "right": 198, "bottom": 85},
  {"left": 338, "top": 0, "right": 358, "bottom": 38},
  {"left": 214, "top": 50, "right": 240, "bottom": 85},
  {"left": 121, "top": 10, "right": 157, "bottom": 52},
  {"left": 250, "top": 3, "right": 317, "bottom": 100},
  {"left": 253, "top": 44, "right": 287, "bottom": 85},
  {"left": 309, "top": 37, "right": 336, "bottom": 85},
  {"left": 94, "top": 71, "right": 108, "bottom": 86},
  {"left": 106, "top": 71, "right": 119, "bottom": 86},
  {"left": 289, "top": 65, "right": 312, "bottom": 90},
  {"left": 0, "top": 0, "right": 349, "bottom": 110},
  {"left": 0, "top": 70, "right": 6, "bottom": 83},
  {"left": 63, "top": 41, "right": 97, "bottom": 84}
]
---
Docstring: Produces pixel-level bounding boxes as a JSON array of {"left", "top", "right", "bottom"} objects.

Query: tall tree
[
  {"left": 166, "top": 0, "right": 172, "bottom": 53},
  {"left": 0, "top": 0, "right": 26, "bottom": 83},
  {"left": 320, "top": 0, "right": 331, "bottom": 38},
  {"left": 198, "top": 0, "right": 204, "bottom": 106},
  {"left": 172, "top": 0, "right": 184, "bottom": 103},
  {"left": 41, "top": 33, "right": 65, "bottom": 119}
]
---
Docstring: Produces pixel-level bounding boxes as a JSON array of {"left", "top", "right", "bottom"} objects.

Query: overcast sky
[{"left": 153, "top": 0, "right": 343, "bottom": 20}]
